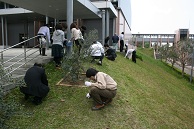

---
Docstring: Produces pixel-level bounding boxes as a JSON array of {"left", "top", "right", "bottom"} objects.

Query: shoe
[
  {"left": 32, "top": 99, "right": 42, "bottom": 105},
  {"left": 103, "top": 98, "right": 112, "bottom": 105},
  {"left": 42, "top": 54, "right": 47, "bottom": 56},
  {"left": 56, "top": 67, "right": 61, "bottom": 70},
  {"left": 97, "top": 61, "right": 102, "bottom": 65},
  {"left": 56, "top": 65, "right": 61, "bottom": 69},
  {"left": 24, "top": 94, "right": 29, "bottom": 100},
  {"left": 32, "top": 97, "right": 42, "bottom": 105},
  {"left": 91, "top": 104, "right": 105, "bottom": 111}
]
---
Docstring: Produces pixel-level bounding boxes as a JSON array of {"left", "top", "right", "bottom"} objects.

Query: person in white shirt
[
  {"left": 119, "top": 32, "right": 124, "bottom": 52},
  {"left": 37, "top": 24, "right": 51, "bottom": 56},
  {"left": 125, "top": 48, "right": 137, "bottom": 63},
  {"left": 70, "top": 23, "right": 84, "bottom": 53},
  {"left": 89, "top": 41, "right": 104, "bottom": 65},
  {"left": 51, "top": 24, "right": 66, "bottom": 68}
]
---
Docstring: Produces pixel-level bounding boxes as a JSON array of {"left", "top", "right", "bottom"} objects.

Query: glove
[
  {"left": 85, "top": 81, "right": 91, "bottom": 87},
  {"left": 86, "top": 93, "right": 91, "bottom": 98}
]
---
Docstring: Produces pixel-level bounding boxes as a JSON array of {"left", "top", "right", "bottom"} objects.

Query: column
[
  {"left": 5, "top": 17, "right": 8, "bottom": 48},
  {"left": 67, "top": 0, "right": 73, "bottom": 40},
  {"left": 1, "top": 16, "right": 5, "bottom": 48},
  {"left": 45, "top": 16, "right": 49, "bottom": 49},
  {"left": 46, "top": 16, "right": 49, "bottom": 24},
  {"left": 66, "top": 0, "right": 73, "bottom": 57},
  {"left": 102, "top": 10, "right": 105, "bottom": 46},
  {"left": 149, "top": 35, "right": 152, "bottom": 48},
  {"left": 112, "top": 18, "right": 116, "bottom": 35},
  {"left": 142, "top": 36, "right": 144, "bottom": 48},
  {"left": 106, "top": 10, "right": 110, "bottom": 45}
]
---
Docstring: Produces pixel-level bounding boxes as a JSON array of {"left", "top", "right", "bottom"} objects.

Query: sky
[{"left": 130, "top": 0, "right": 194, "bottom": 34}]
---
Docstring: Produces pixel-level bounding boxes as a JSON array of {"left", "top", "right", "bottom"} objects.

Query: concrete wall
[{"left": 83, "top": 18, "right": 114, "bottom": 45}]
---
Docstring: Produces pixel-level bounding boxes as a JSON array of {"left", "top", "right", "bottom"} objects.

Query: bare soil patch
[{"left": 56, "top": 73, "right": 87, "bottom": 87}]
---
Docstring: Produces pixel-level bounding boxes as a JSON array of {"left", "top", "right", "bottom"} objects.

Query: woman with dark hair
[
  {"left": 84, "top": 68, "right": 117, "bottom": 110},
  {"left": 70, "top": 22, "right": 83, "bottom": 53},
  {"left": 52, "top": 24, "right": 66, "bottom": 68}
]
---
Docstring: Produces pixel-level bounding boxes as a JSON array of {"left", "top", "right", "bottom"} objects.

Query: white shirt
[
  {"left": 38, "top": 26, "right": 50, "bottom": 42},
  {"left": 52, "top": 30, "right": 65, "bottom": 47},
  {"left": 119, "top": 34, "right": 124, "bottom": 40},
  {"left": 90, "top": 41, "right": 104, "bottom": 56},
  {"left": 71, "top": 28, "right": 83, "bottom": 40},
  {"left": 125, "top": 49, "right": 136, "bottom": 58}
]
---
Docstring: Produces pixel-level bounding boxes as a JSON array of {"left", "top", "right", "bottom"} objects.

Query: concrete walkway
[
  {"left": 0, "top": 47, "right": 53, "bottom": 92},
  {"left": 0, "top": 47, "right": 52, "bottom": 62}
]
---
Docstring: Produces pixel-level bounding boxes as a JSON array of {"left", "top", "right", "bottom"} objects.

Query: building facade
[{"left": 0, "top": 0, "right": 132, "bottom": 48}]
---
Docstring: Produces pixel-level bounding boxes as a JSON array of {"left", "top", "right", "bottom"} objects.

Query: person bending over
[
  {"left": 90, "top": 41, "right": 104, "bottom": 65},
  {"left": 37, "top": 24, "right": 50, "bottom": 56},
  {"left": 84, "top": 68, "right": 117, "bottom": 110},
  {"left": 104, "top": 44, "right": 117, "bottom": 61},
  {"left": 20, "top": 63, "right": 50, "bottom": 105}
]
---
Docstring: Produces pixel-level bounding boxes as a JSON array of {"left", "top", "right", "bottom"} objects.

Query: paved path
[{"left": 0, "top": 47, "right": 52, "bottom": 64}]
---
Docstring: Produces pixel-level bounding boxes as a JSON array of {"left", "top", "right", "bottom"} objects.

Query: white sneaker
[{"left": 86, "top": 93, "right": 90, "bottom": 98}]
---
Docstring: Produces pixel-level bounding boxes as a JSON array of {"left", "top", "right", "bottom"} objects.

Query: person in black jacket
[
  {"left": 20, "top": 63, "right": 50, "bottom": 105},
  {"left": 104, "top": 44, "right": 117, "bottom": 61},
  {"left": 104, "top": 36, "right": 110, "bottom": 45}
]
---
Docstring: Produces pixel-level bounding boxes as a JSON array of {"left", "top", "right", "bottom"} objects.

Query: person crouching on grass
[{"left": 84, "top": 68, "right": 117, "bottom": 111}]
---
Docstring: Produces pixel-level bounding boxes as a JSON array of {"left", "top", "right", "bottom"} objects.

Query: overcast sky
[{"left": 130, "top": 0, "right": 194, "bottom": 34}]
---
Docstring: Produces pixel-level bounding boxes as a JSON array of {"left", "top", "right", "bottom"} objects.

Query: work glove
[
  {"left": 85, "top": 81, "right": 91, "bottom": 87},
  {"left": 86, "top": 93, "right": 91, "bottom": 98}
]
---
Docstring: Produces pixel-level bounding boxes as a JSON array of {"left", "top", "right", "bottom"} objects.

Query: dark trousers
[
  {"left": 120, "top": 40, "right": 124, "bottom": 52},
  {"left": 38, "top": 34, "right": 46, "bottom": 55},
  {"left": 54, "top": 57, "right": 62, "bottom": 66},
  {"left": 91, "top": 54, "right": 104, "bottom": 62},
  {"left": 90, "top": 87, "right": 117, "bottom": 105},
  {"left": 74, "top": 39, "right": 82, "bottom": 53},
  {"left": 132, "top": 51, "right": 136, "bottom": 63}
]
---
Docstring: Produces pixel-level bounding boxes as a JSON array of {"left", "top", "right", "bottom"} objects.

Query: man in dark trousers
[
  {"left": 119, "top": 32, "right": 124, "bottom": 52},
  {"left": 20, "top": 63, "right": 50, "bottom": 105},
  {"left": 37, "top": 24, "right": 50, "bottom": 56},
  {"left": 104, "top": 44, "right": 117, "bottom": 61},
  {"left": 112, "top": 33, "right": 119, "bottom": 51}
]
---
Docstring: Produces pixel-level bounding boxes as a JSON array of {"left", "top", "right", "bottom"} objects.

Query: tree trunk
[{"left": 182, "top": 64, "right": 185, "bottom": 76}]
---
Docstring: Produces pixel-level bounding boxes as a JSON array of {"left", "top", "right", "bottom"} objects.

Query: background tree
[
  {"left": 158, "top": 44, "right": 169, "bottom": 62},
  {"left": 176, "top": 39, "right": 193, "bottom": 76},
  {"left": 167, "top": 45, "right": 179, "bottom": 68}
]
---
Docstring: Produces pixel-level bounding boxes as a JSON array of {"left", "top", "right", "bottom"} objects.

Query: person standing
[
  {"left": 119, "top": 32, "right": 124, "bottom": 52},
  {"left": 84, "top": 68, "right": 117, "bottom": 110},
  {"left": 20, "top": 63, "right": 50, "bottom": 105},
  {"left": 51, "top": 24, "right": 66, "bottom": 68},
  {"left": 37, "top": 24, "right": 51, "bottom": 56},
  {"left": 104, "top": 36, "right": 110, "bottom": 46},
  {"left": 70, "top": 22, "right": 84, "bottom": 53},
  {"left": 112, "top": 33, "right": 119, "bottom": 51}
]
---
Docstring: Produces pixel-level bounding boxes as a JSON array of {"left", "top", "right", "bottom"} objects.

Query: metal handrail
[
  {"left": 0, "top": 35, "right": 39, "bottom": 54},
  {"left": 3, "top": 44, "right": 39, "bottom": 70},
  {"left": 3, "top": 50, "right": 40, "bottom": 78},
  {"left": 0, "top": 35, "right": 40, "bottom": 80}
]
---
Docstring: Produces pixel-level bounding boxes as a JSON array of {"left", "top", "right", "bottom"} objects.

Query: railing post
[
  {"left": 1, "top": 52, "right": 3, "bottom": 66},
  {"left": 24, "top": 45, "right": 27, "bottom": 69}
]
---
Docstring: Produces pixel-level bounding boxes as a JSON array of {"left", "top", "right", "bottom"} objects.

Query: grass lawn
[{"left": 6, "top": 48, "right": 194, "bottom": 129}]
